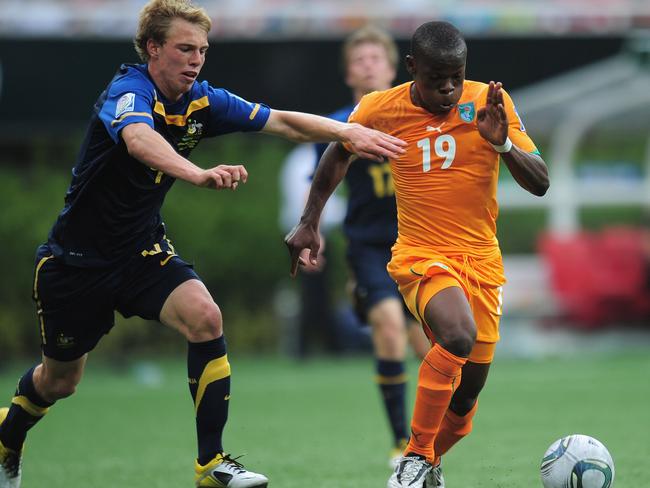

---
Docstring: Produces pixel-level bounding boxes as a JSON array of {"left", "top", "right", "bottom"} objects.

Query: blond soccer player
[{"left": 0, "top": 1, "right": 406, "bottom": 487}]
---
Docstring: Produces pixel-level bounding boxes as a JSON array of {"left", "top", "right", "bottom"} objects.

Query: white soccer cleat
[
  {"left": 195, "top": 453, "right": 268, "bottom": 488},
  {"left": 387, "top": 455, "right": 433, "bottom": 488},
  {"left": 0, "top": 408, "right": 22, "bottom": 488},
  {"left": 426, "top": 461, "right": 445, "bottom": 488}
]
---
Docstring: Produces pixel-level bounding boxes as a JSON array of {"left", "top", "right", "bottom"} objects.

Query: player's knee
[
  {"left": 185, "top": 300, "right": 223, "bottom": 342},
  {"left": 42, "top": 376, "right": 79, "bottom": 400},
  {"left": 375, "top": 320, "right": 404, "bottom": 343},
  {"left": 437, "top": 317, "right": 476, "bottom": 357}
]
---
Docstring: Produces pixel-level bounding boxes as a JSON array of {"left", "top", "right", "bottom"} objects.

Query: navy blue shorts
[
  {"left": 32, "top": 241, "right": 199, "bottom": 361},
  {"left": 346, "top": 240, "right": 405, "bottom": 322}
]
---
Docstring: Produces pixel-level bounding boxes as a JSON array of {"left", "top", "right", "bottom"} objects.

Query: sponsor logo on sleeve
[{"left": 115, "top": 92, "right": 136, "bottom": 118}]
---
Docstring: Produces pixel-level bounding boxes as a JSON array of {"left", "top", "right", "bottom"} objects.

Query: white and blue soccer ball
[{"left": 540, "top": 434, "right": 615, "bottom": 488}]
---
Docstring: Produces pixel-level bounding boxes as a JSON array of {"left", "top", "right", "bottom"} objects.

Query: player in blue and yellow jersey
[
  {"left": 286, "top": 21, "right": 549, "bottom": 488},
  {"left": 314, "top": 26, "right": 430, "bottom": 467},
  {"left": 0, "top": 2, "right": 406, "bottom": 487}
]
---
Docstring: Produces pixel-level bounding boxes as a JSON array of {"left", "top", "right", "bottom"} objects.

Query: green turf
[{"left": 1, "top": 351, "right": 648, "bottom": 487}]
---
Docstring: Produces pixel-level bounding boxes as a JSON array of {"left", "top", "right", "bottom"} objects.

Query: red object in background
[{"left": 539, "top": 227, "right": 650, "bottom": 327}]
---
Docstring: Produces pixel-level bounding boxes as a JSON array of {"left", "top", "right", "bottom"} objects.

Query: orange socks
[
  {"left": 406, "top": 344, "right": 467, "bottom": 462},
  {"left": 433, "top": 400, "right": 478, "bottom": 465}
]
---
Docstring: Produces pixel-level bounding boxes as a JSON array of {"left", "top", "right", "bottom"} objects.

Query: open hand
[
  {"left": 476, "top": 81, "right": 509, "bottom": 146},
  {"left": 342, "top": 123, "right": 406, "bottom": 162}
]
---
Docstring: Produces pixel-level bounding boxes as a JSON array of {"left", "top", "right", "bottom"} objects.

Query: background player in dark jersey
[
  {"left": 314, "top": 26, "right": 430, "bottom": 467},
  {"left": 0, "top": 2, "right": 406, "bottom": 488}
]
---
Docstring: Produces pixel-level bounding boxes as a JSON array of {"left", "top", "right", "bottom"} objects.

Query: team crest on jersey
[
  {"left": 186, "top": 120, "right": 203, "bottom": 136},
  {"left": 178, "top": 118, "right": 204, "bottom": 151},
  {"left": 458, "top": 102, "right": 475, "bottom": 123},
  {"left": 56, "top": 333, "right": 76, "bottom": 348},
  {"left": 115, "top": 93, "right": 135, "bottom": 118}
]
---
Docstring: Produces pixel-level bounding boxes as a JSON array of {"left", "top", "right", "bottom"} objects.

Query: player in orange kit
[{"left": 285, "top": 21, "right": 549, "bottom": 487}]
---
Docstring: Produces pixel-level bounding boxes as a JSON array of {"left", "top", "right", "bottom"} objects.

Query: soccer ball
[{"left": 540, "top": 434, "right": 615, "bottom": 488}]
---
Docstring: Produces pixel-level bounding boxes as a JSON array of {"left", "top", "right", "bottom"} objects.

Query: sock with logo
[
  {"left": 406, "top": 344, "right": 467, "bottom": 463},
  {"left": 188, "top": 336, "right": 231, "bottom": 466},
  {"left": 376, "top": 359, "right": 409, "bottom": 448},
  {"left": 0, "top": 366, "right": 54, "bottom": 451},
  {"left": 433, "top": 400, "right": 478, "bottom": 465}
]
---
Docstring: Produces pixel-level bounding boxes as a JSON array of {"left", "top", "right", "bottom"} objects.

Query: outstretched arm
[
  {"left": 285, "top": 142, "right": 353, "bottom": 276},
  {"left": 262, "top": 109, "right": 405, "bottom": 162},
  {"left": 477, "top": 81, "right": 549, "bottom": 196},
  {"left": 122, "top": 123, "right": 247, "bottom": 190}
]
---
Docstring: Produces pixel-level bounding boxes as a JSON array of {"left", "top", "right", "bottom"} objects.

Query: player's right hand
[
  {"left": 341, "top": 123, "right": 406, "bottom": 162},
  {"left": 284, "top": 222, "right": 321, "bottom": 277},
  {"left": 196, "top": 164, "right": 248, "bottom": 190}
]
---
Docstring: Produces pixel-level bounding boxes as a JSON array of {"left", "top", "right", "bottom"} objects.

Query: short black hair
[{"left": 411, "top": 21, "right": 466, "bottom": 62}]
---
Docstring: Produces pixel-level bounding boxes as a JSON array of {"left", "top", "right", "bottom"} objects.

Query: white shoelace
[
  {"left": 399, "top": 457, "right": 430, "bottom": 483},
  {"left": 220, "top": 454, "right": 247, "bottom": 475}
]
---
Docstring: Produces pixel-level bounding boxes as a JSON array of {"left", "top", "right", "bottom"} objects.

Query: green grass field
[{"left": 1, "top": 351, "right": 648, "bottom": 487}]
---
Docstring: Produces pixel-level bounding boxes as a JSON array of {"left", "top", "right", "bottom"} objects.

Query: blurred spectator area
[
  {"left": 539, "top": 227, "right": 650, "bottom": 326},
  {"left": 0, "top": 0, "right": 649, "bottom": 38},
  {"left": 503, "top": 32, "right": 650, "bottom": 327}
]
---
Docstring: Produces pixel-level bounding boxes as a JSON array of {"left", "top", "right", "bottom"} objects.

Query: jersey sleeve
[
  {"left": 98, "top": 74, "right": 155, "bottom": 143},
  {"left": 206, "top": 86, "right": 271, "bottom": 136},
  {"left": 502, "top": 89, "right": 539, "bottom": 155},
  {"left": 341, "top": 94, "right": 377, "bottom": 153},
  {"left": 346, "top": 95, "right": 376, "bottom": 127}
]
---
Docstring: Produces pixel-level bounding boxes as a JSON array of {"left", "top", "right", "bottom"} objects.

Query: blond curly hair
[{"left": 134, "top": 0, "right": 211, "bottom": 62}]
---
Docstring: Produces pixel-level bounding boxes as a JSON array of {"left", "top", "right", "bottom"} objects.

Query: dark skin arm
[
  {"left": 477, "top": 81, "right": 549, "bottom": 196},
  {"left": 284, "top": 141, "right": 353, "bottom": 276}
]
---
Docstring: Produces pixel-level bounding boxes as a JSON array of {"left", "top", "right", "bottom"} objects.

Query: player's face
[
  {"left": 345, "top": 42, "right": 396, "bottom": 95},
  {"left": 407, "top": 53, "right": 466, "bottom": 115},
  {"left": 148, "top": 18, "right": 209, "bottom": 101}
]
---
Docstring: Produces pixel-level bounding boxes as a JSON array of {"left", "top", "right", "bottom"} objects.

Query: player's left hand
[
  {"left": 284, "top": 222, "right": 321, "bottom": 277},
  {"left": 195, "top": 164, "right": 248, "bottom": 190},
  {"left": 342, "top": 123, "right": 406, "bottom": 162},
  {"left": 477, "top": 81, "right": 509, "bottom": 146}
]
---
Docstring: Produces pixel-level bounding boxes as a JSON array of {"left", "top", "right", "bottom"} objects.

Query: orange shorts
[{"left": 387, "top": 251, "right": 504, "bottom": 364}]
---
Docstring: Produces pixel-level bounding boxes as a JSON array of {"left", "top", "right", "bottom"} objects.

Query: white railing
[{"left": 502, "top": 44, "right": 650, "bottom": 235}]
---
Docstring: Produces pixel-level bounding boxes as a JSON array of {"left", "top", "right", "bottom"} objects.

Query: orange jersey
[{"left": 347, "top": 80, "right": 538, "bottom": 286}]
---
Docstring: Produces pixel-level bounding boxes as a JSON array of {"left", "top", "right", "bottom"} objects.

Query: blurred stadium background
[{"left": 0, "top": 1, "right": 649, "bottom": 487}]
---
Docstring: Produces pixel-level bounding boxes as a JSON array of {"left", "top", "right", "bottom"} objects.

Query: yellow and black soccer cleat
[
  {"left": 0, "top": 408, "right": 22, "bottom": 488},
  {"left": 195, "top": 453, "right": 268, "bottom": 488}
]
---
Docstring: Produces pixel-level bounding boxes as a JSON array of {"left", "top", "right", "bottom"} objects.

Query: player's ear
[
  {"left": 405, "top": 55, "right": 416, "bottom": 77},
  {"left": 147, "top": 39, "right": 160, "bottom": 59}
]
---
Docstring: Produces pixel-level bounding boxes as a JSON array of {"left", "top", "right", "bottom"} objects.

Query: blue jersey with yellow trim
[
  {"left": 315, "top": 105, "right": 397, "bottom": 245},
  {"left": 48, "top": 63, "right": 270, "bottom": 267}
]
